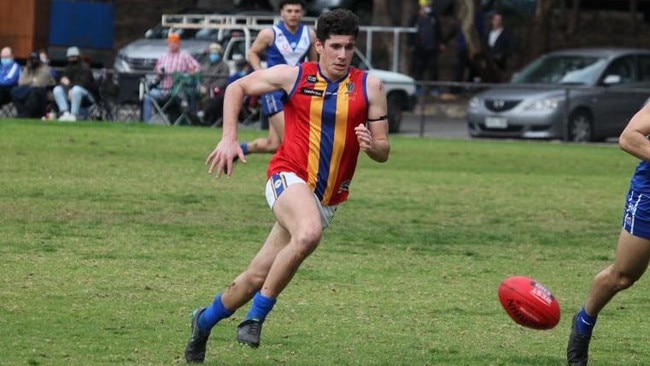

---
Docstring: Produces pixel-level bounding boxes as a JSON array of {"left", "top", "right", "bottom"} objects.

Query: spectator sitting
[
  {"left": 53, "top": 46, "right": 97, "bottom": 121},
  {"left": 198, "top": 43, "right": 230, "bottom": 126},
  {"left": 11, "top": 51, "right": 54, "bottom": 118},
  {"left": 198, "top": 57, "right": 254, "bottom": 127},
  {"left": 142, "top": 32, "right": 201, "bottom": 123},
  {"left": 39, "top": 49, "right": 59, "bottom": 81},
  {"left": 228, "top": 57, "right": 253, "bottom": 85},
  {"left": 0, "top": 46, "right": 21, "bottom": 108}
]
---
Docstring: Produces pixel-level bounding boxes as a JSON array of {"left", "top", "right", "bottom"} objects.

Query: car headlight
[
  {"left": 523, "top": 97, "right": 562, "bottom": 111},
  {"left": 468, "top": 96, "right": 481, "bottom": 109}
]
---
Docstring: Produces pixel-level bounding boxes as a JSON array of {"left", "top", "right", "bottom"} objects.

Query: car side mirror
[{"left": 603, "top": 74, "right": 622, "bottom": 85}]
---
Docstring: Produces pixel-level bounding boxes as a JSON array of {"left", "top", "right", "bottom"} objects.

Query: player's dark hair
[
  {"left": 316, "top": 8, "right": 359, "bottom": 41},
  {"left": 279, "top": 0, "right": 305, "bottom": 10}
]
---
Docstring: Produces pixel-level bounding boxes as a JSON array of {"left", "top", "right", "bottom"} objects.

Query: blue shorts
[
  {"left": 622, "top": 189, "right": 650, "bottom": 239},
  {"left": 260, "top": 90, "right": 285, "bottom": 117}
]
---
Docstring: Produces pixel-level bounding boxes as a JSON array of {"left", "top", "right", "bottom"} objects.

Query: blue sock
[
  {"left": 198, "top": 293, "right": 233, "bottom": 333},
  {"left": 576, "top": 306, "right": 597, "bottom": 336},
  {"left": 245, "top": 292, "right": 276, "bottom": 322},
  {"left": 240, "top": 142, "right": 249, "bottom": 155}
]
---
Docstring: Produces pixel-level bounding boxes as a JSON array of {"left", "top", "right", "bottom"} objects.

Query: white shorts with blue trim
[{"left": 265, "top": 172, "right": 337, "bottom": 229}]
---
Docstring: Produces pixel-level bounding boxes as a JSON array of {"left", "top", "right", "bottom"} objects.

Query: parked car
[
  {"left": 466, "top": 48, "right": 650, "bottom": 142},
  {"left": 221, "top": 35, "right": 416, "bottom": 133}
]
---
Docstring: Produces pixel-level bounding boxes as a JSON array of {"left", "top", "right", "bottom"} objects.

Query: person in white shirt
[{"left": 486, "top": 12, "right": 515, "bottom": 72}]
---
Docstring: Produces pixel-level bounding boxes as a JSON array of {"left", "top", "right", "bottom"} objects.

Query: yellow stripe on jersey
[
  {"left": 322, "top": 79, "right": 351, "bottom": 203},
  {"left": 307, "top": 77, "right": 326, "bottom": 190}
]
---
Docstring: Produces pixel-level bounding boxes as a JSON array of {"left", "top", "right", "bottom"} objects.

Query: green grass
[{"left": 1, "top": 119, "right": 648, "bottom": 365}]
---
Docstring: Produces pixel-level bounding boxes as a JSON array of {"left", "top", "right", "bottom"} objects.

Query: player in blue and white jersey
[
  {"left": 568, "top": 103, "right": 650, "bottom": 366},
  {"left": 240, "top": 0, "right": 317, "bottom": 155}
]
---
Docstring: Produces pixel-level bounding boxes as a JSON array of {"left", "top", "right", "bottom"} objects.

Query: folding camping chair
[
  {"left": 87, "top": 69, "right": 115, "bottom": 121},
  {"left": 143, "top": 72, "right": 201, "bottom": 126},
  {"left": 110, "top": 72, "right": 142, "bottom": 122},
  {"left": 0, "top": 101, "right": 17, "bottom": 118}
]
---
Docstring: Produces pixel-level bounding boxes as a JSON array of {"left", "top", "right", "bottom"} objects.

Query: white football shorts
[{"left": 265, "top": 172, "right": 337, "bottom": 229}]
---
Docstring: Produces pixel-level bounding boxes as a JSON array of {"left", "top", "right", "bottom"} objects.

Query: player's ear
[{"left": 315, "top": 39, "right": 324, "bottom": 54}]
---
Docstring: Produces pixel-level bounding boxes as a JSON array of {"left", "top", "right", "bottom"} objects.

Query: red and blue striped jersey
[{"left": 267, "top": 62, "right": 369, "bottom": 205}]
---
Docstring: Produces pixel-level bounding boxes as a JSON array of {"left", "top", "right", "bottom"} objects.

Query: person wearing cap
[
  {"left": 142, "top": 32, "right": 201, "bottom": 123},
  {"left": 197, "top": 42, "right": 230, "bottom": 126},
  {"left": 11, "top": 51, "right": 54, "bottom": 118},
  {"left": 0, "top": 46, "right": 21, "bottom": 109},
  {"left": 52, "top": 46, "right": 97, "bottom": 121}
]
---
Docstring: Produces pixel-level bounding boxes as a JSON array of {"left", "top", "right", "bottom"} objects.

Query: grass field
[{"left": 2, "top": 119, "right": 650, "bottom": 365}]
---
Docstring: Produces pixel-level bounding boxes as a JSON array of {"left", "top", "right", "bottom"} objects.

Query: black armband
[{"left": 367, "top": 115, "right": 388, "bottom": 122}]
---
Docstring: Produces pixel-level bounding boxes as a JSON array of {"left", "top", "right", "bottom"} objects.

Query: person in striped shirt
[{"left": 142, "top": 32, "right": 201, "bottom": 123}]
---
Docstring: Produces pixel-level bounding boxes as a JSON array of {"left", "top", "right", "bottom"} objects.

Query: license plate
[{"left": 485, "top": 117, "right": 508, "bottom": 128}]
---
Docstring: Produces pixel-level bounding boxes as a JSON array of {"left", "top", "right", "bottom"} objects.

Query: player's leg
[
  {"left": 243, "top": 112, "right": 284, "bottom": 154},
  {"left": 185, "top": 213, "right": 292, "bottom": 361},
  {"left": 237, "top": 173, "right": 326, "bottom": 347},
  {"left": 219, "top": 223, "right": 292, "bottom": 312},
  {"left": 241, "top": 91, "right": 284, "bottom": 154},
  {"left": 568, "top": 189, "right": 650, "bottom": 366},
  {"left": 195, "top": 224, "right": 292, "bottom": 329},
  {"left": 258, "top": 183, "right": 322, "bottom": 297},
  {"left": 584, "top": 230, "right": 650, "bottom": 316},
  {"left": 568, "top": 230, "right": 650, "bottom": 366}
]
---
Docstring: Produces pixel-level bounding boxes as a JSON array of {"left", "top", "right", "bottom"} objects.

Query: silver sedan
[{"left": 467, "top": 48, "right": 650, "bottom": 142}]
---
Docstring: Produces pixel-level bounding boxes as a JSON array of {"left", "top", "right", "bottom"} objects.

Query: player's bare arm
[
  {"left": 237, "top": 64, "right": 297, "bottom": 97},
  {"left": 307, "top": 28, "right": 318, "bottom": 62},
  {"left": 248, "top": 28, "right": 274, "bottom": 70},
  {"left": 206, "top": 65, "right": 299, "bottom": 177},
  {"left": 355, "top": 75, "right": 390, "bottom": 162},
  {"left": 619, "top": 103, "right": 650, "bottom": 161}
]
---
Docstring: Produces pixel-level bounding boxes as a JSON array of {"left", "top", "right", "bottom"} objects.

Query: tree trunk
[
  {"left": 566, "top": 0, "right": 580, "bottom": 36},
  {"left": 455, "top": 0, "right": 501, "bottom": 82},
  {"left": 370, "top": 0, "right": 395, "bottom": 70},
  {"left": 631, "top": 0, "right": 639, "bottom": 31},
  {"left": 525, "top": 0, "right": 554, "bottom": 65},
  {"left": 456, "top": 0, "right": 480, "bottom": 60},
  {"left": 398, "top": 0, "right": 417, "bottom": 74}
]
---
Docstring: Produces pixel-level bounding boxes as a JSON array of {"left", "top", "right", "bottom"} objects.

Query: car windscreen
[{"left": 511, "top": 55, "right": 607, "bottom": 85}]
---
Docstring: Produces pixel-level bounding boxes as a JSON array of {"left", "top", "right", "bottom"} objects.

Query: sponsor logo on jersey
[{"left": 300, "top": 88, "right": 324, "bottom": 97}]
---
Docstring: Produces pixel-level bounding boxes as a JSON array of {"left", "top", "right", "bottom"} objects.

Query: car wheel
[
  {"left": 387, "top": 93, "right": 403, "bottom": 133},
  {"left": 568, "top": 110, "right": 593, "bottom": 142}
]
